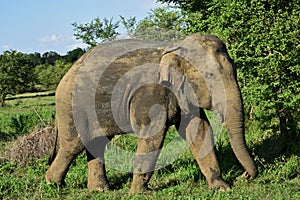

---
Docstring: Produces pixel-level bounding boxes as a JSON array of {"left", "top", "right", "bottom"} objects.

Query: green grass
[
  {"left": 0, "top": 94, "right": 299, "bottom": 199},
  {"left": 0, "top": 95, "right": 55, "bottom": 138}
]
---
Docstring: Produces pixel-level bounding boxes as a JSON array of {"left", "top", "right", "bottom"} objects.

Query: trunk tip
[{"left": 242, "top": 167, "right": 258, "bottom": 180}]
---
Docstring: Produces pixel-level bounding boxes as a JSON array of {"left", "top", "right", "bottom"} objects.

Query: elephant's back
[
  {"left": 95, "top": 42, "right": 168, "bottom": 135},
  {"left": 70, "top": 39, "right": 170, "bottom": 138}
]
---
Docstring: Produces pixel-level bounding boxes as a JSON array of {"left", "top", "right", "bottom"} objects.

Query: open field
[{"left": 0, "top": 94, "right": 299, "bottom": 199}]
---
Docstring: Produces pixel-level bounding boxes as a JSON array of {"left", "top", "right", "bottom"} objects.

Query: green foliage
[
  {"left": 120, "top": 16, "right": 137, "bottom": 38},
  {"left": 35, "top": 60, "right": 72, "bottom": 91},
  {"left": 265, "top": 155, "right": 300, "bottom": 181},
  {"left": 0, "top": 50, "right": 36, "bottom": 106},
  {"left": 133, "top": 7, "right": 186, "bottom": 41},
  {"left": 41, "top": 51, "right": 61, "bottom": 65},
  {"left": 0, "top": 48, "right": 84, "bottom": 102},
  {"left": 72, "top": 17, "right": 120, "bottom": 48},
  {"left": 0, "top": 95, "right": 55, "bottom": 139},
  {"left": 72, "top": 7, "right": 186, "bottom": 44},
  {"left": 157, "top": 0, "right": 214, "bottom": 12},
  {"left": 62, "top": 48, "right": 85, "bottom": 63},
  {"left": 10, "top": 114, "right": 38, "bottom": 135},
  {"left": 0, "top": 142, "right": 299, "bottom": 199}
]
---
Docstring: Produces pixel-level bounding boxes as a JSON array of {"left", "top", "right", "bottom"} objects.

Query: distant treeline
[{"left": 0, "top": 48, "right": 85, "bottom": 106}]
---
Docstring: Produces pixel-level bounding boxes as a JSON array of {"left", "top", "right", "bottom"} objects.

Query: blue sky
[{"left": 0, "top": 0, "right": 162, "bottom": 55}]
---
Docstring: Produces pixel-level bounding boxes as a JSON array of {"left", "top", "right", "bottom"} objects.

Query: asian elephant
[{"left": 45, "top": 34, "right": 257, "bottom": 193}]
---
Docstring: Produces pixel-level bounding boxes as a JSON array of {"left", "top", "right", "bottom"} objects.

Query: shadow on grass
[
  {"left": 216, "top": 128, "right": 300, "bottom": 183},
  {"left": 0, "top": 131, "right": 16, "bottom": 142},
  {"left": 254, "top": 131, "right": 300, "bottom": 162},
  {"left": 108, "top": 172, "right": 132, "bottom": 190}
]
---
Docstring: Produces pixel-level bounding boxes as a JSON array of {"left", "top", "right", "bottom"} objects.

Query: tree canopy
[
  {"left": 133, "top": 7, "right": 185, "bottom": 41},
  {"left": 72, "top": 7, "right": 186, "bottom": 47},
  {"left": 0, "top": 50, "right": 36, "bottom": 106},
  {"left": 72, "top": 17, "right": 119, "bottom": 48},
  {"left": 0, "top": 48, "right": 85, "bottom": 106}
]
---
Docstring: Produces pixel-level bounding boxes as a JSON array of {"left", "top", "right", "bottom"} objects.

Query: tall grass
[{"left": 0, "top": 95, "right": 55, "bottom": 138}]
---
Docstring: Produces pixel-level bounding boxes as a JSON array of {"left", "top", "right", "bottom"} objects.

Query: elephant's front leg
[
  {"left": 86, "top": 137, "right": 110, "bottom": 192},
  {"left": 129, "top": 95, "right": 168, "bottom": 193},
  {"left": 129, "top": 127, "right": 166, "bottom": 194},
  {"left": 183, "top": 110, "right": 230, "bottom": 190}
]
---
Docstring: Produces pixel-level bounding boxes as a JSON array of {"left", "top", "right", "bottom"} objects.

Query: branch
[{"left": 33, "top": 107, "right": 46, "bottom": 127}]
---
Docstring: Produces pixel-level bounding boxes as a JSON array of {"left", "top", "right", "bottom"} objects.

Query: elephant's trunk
[{"left": 224, "top": 82, "right": 258, "bottom": 179}]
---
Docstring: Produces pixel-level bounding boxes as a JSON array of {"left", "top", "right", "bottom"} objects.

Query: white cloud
[
  {"left": 36, "top": 34, "right": 88, "bottom": 54},
  {"left": 2, "top": 44, "right": 9, "bottom": 49},
  {"left": 39, "top": 34, "right": 63, "bottom": 43},
  {"left": 1, "top": 44, "right": 11, "bottom": 53}
]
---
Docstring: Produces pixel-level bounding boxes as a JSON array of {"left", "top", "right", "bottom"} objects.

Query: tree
[
  {"left": 63, "top": 48, "right": 85, "bottom": 63},
  {"left": 35, "top": 60, "right": 72, "bottom": 91},
  {"left": 0, "top": 50, "right": 36, "bottom": 106},
  {"left": 133, "top": 7, "right": 186, "bottom": 41},
  {"left": 120, "top": 16, "right": 137, "bottom": 38},
  {"left": 28, "top": 52, "right": 42, "bottom": 66},
  {"left": 72, "top": 7, "right": 186, "bottom": 46},
  {"left": 157, "top": 0, "right": 213, "bottom": 12},
  {"left": 42, "top": 51, "right": 61, "bottom": 65},
  {"left": 72, "top": 17, "right": 119, "bottom": 48}
]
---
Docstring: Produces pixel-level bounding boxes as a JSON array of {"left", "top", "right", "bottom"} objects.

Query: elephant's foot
[
  {"left": 87, "top": 173, "right": 110, "bottom": 192},
  {"left": 129, "top": 184, "right": 149, "bottom": 194},
  {"left": 87, "top": 182, "right": 109, "bottom": 192},
  {"left": 45, "top": 168, "right": 65, "bottom": 186},
  {"left": 87, "top": 158, "right": 110, "bottom": 192},
  {"left": 129, "top": 173, "right": 152, "bottom": 194},
  {"left": 208, "top": 178, "right": 231, "bottom": 191}
]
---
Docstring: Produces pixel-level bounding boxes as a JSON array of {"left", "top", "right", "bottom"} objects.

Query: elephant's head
[{"left": 159, "top": 34, "right": 258, "bottom": 179}]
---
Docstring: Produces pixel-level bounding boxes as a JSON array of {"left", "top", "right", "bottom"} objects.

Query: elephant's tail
[{"left": 48, "top": 127, "right": 58, "bottom": 165}]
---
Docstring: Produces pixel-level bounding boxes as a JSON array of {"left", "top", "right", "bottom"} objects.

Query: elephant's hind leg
[
  {"left": 45, "top": 136, "right": 84, "bottom": 185},
  {"left": 46, "top": 116, "right": 85, "bottom": 185},
  {"left": 183, "top": 111, "right": 230, "bottom": 191}
]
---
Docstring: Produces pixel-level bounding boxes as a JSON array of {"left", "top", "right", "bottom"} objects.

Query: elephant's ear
[
  {"left": 159, "top": 52, "right": 199, "bottom": 115},
  {"left": 159, "top": 34, "right": 227, "bottom": 122},
  {"left": 159, "top": 52, "right": 187, "bottom": 90}
]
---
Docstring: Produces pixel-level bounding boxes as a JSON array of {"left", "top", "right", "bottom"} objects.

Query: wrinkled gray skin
[{"left": 46, "top": 34, "right": 257, "bottom": 193}]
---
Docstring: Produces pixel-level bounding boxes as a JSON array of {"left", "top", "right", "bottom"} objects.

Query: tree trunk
[{"left": 0, "top": 97, "right": 5, "bottom": 107}]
